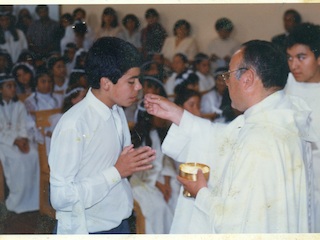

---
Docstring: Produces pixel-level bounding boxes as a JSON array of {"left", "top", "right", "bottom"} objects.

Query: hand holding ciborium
[{"left": 179, "top": 162, "right": 210, "bottom": 197}]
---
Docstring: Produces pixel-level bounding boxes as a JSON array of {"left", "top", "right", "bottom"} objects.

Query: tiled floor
[
  {"left": 0, "top": 210, "right": 56, "bottom": 234},
  {"left": 0, "top": 207, "right": 137, "bottom": 234}
]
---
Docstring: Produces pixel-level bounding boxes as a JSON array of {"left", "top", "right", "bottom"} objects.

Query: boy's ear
[{"left": 100, "top": 77, "right": 112, "bottom": 91}]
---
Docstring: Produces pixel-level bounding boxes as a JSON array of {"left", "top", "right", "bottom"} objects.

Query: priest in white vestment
[{"left": 144, "top": 40, "right": 315, "bottom": 233}]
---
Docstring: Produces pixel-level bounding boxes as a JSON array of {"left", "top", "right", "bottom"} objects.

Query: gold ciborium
[{"left": 179, "top": 162, "right": 210, "bottom": 197}]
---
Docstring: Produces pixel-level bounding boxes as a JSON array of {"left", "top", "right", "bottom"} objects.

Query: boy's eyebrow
[{"left": 128, "top": 75, "right": 140, "bottom": 80}]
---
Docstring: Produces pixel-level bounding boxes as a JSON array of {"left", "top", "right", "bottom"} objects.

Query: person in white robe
[
  {"left": 130, "top": 106, "right": 179, "bottom": 234},
  {"left": 164, "top": 53, "right": 189, "bottom": 100},
  {"left": 95, "top": 7, "right": 122, "bottom": 39},
  {"left": 285, "top": 22, "right": 320, "bottom": 232},
  {"left": 49, "top": 37, "right": 156, "bottom": 234},
  {"left": 24, "top": 69, "right": 63, "bottom": 154},
  {"left": 117, "top": 14, "right": 141, "bottom": 51},
  {"left": 193, "top": 53, "right": 215, "bottom": 95},
  {"left": 0, "top": 75, "right": 39, "bottom": 213},
  {"left": 144, "top": 40, "right": 315, "bottom": 233},
  {"left": 200, "top": 67, "right": 228, "bottom": 122},
  {"left": 0, "top": 12, "right": 28, "bottom": 64},
  {"left": 207, "top": 18, "right": 241, "bottom": 75},
  {"left": 161, "top": 19, "right": 198, "bottom": 69}
]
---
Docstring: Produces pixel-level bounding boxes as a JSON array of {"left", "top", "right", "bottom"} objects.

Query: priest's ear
[{"left": 241, "top": 68, "right": 255, "bottom": 90}]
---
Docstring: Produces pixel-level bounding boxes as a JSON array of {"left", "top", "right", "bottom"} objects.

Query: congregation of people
[{"left": 0, "top": 4, "right": 320, "bottom": 234}]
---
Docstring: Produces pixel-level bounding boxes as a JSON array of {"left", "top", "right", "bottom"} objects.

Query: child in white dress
[
  {"left": 0, "top": 74, "right": 39, "bottom": 213},
  {"left": 130, "top": 76, "right": 179, "bottom": 234}
]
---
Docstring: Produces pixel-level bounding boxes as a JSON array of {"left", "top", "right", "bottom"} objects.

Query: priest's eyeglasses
[{"left": 220, "top": 68, "right": 248, "bottom": 82}]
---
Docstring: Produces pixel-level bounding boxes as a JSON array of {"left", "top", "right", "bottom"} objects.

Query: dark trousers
[
  {"left": 53, "top": 219, "right": 130, "bottom": 234},
  {"left": 89, "top": 219, "right": 130, "bottom": 234}
]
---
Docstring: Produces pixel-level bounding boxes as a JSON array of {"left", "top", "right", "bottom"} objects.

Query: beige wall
[{"left": 61, "top": 3, "right": 320, "bottom": 53}]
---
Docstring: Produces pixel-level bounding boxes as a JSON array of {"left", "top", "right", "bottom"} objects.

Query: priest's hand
[
  {"left": 144, "top": 93, "right": 184, "bottom": 126},
  {"left": 177, "top": 169, "right": 207, "bottom": 198},
  {"left": 115, "top": 144, "right": 156, "bottom": 178}
]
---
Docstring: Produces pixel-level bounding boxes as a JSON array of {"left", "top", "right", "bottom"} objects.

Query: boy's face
[
  {"left": 287, "top": 44, "right": 320, "bottom": 83},
  {"left": 108, "top": 67, "right": 142, "bottom": 107}
]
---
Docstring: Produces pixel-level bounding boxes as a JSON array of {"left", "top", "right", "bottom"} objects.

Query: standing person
[
  {"left": 207, "top": 17, "right": 240, "bottom": 74},
  {"left": 26, "top": 5, "right": 60, "bottom": 59},
  {"left": 144, "top": 40, "right": 314, "bottom": 233},
  {"left": 117, "top": 14, "right": 141, "bottom": 51},
  {"left": 96, "top": 7, "right": 122, "bottom": 39},
  {"left": 49, "top": 37, "right": 156, "bottom": 234},
  {"left": 0, "top": 11, "right": 28, "bottom": 64},
  {"left": 59, "top": 13, "right": 75, "bottom": 54},
  {"left": 0, "top": 74, "right": 39, "bottom": 214},
  {"left": 15, "top": 8, "right": 33, "bottom": 36},
  {"left": 285, "top": 22, "right": 320, "bottom": 233},
  {"left": 161, "top": 19, "right": 198, "bottom": 69},
  {"left": 140, "top": 8, "right": 167, "bottom": 61},
  {"left": 271, "top": 9, "right": 302, "bottom": 53}
]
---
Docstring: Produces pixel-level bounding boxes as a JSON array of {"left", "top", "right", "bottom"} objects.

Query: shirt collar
[
  {"left": 86, "top": 88, "right": 114, "bottom": 121},
  {"left": 244, "top": 90, "right": 283, "bottom": 119}
]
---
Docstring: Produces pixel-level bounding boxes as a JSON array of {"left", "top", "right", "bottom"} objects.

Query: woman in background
[
  {"left": 161, "top": 19, "right": 198, "bottom": 69},
  {"left": 96, "top": 7, "right": 122, "bottom": 38},
  {"left": 117, "top": 14, "right": 141, "bottom": 51}
]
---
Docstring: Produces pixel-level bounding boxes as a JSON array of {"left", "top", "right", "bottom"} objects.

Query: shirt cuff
[{"left": 102, "top": 166, "right": 122, "bottom": 189}]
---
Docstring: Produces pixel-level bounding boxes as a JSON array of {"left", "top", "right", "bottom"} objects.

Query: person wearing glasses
[
  {"left": 285, "top": 22, "right": 320, "bottom": 233},
  {"left": 144, "top": 40, "right": 314, "bottom": 233}
]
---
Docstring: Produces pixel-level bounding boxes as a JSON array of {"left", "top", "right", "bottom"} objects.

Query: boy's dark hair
[
  {"left": 85, "top": 37, "right": 142, "bottom": 89},
  {"left": 286, "top": 22, "right": 320, "bottom": 58},
  {"left": 215, "top": 17, "right": 234, "bottom": 32}
]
